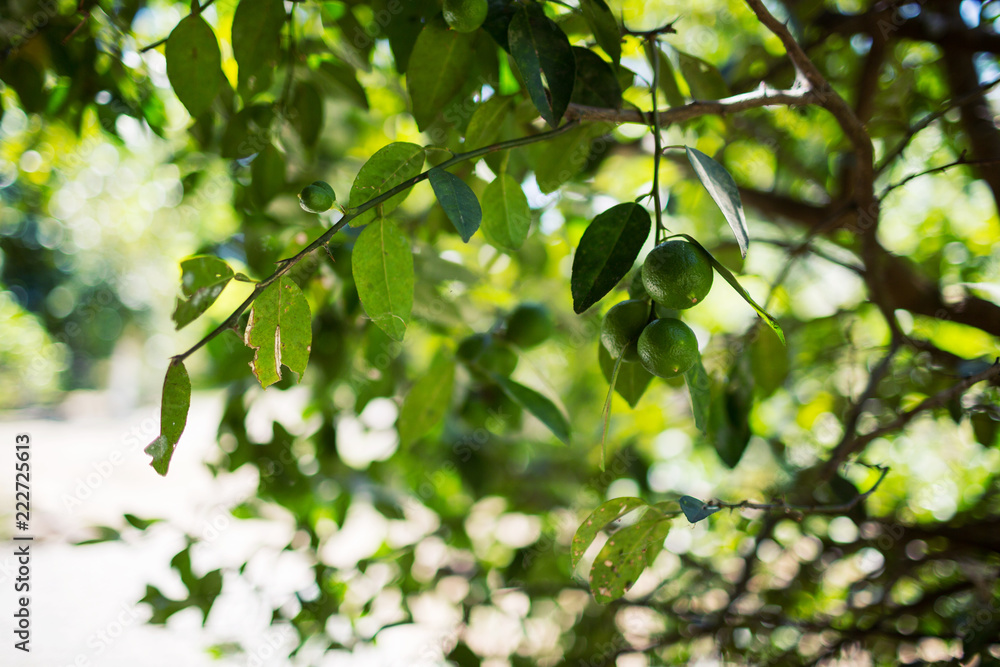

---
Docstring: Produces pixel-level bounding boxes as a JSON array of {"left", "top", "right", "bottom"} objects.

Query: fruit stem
[{"left": 648, "top": 36, "right": 667, "bottom": 245}]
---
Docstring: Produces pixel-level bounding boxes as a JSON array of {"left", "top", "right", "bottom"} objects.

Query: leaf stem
[
  {"left": 648, "top": 36, "right": 666, "bottom": 245},
  {"left": 172, "top": 119, "right": 583, "bottom": 363}
]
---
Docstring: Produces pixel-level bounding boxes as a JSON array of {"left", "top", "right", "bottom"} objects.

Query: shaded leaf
[
  {"left": 580, "top": 0, "right": 621, "bottom": 67},
  {"left": 533, "top": 122, "right": 612, "bottom": 194},
  {"left": 645, "top": 43, "right": 684, "bottom": 107},
  {"left": 244, "top": 276, "right": 313, "bottom": 389},
  {"left": 508, "top": 3, "right": 575, "bottom": 127},
  {"left": 250, "top": 143, "right": 285, "bottom": 208},
  {"left": 349, "top": 142, "right": 425, "bottom": 227},
  {"left": 172, "top": 255, "right": 235, "bottom": 330},
  {"left": 428, "top": 167, "right": 482, "bottom": 242},
  {"left": 465, "top": 95, "right": 515, "bottom": 151},
  {"left": 398, "top": 353, "right": 455, "bottom": 445},
  {"left": 319, "top": 59, "right": 369, "bottom": 109},
  {"left": 570, "top": 47, "right": 622, "bottom": 108},
  {"left": 675, "top": 49, "right": 729, "bottom": 100},
  {"left": 687, "top": 147, "right": 749, "bottom": 258},
  {"left": 684, "top": 355, "right": 712, "bottom": 432},
  {"left": 590, "top": 513, "right": 671, "bottom": 603},
  {"left": 289, "top": 81, "right": 324, "bottom": 147},
  {"left": 598, "top": 343, "right": 653, "bottom": 407},
  {"left": 481, "top": 173, "right": 531, "bottom": 251},
  {"left": 406, "top": 15, "right": 476, "bottom": 130},
  {"left": 679, "top": 495, "right": 720, "bottom": 524},
  {"left": 571, "top": 496, "right": 647, "bottom": 570},
  {"left": 710, "top": 356, "right": 754, "bottom": 469},
  {"left": 571, "top": 203, "right": 651, "bottom": 313},
  {"left": 144, "top": 361, "right": 192, "bottom": 476},
  {"left": 220, "top": 104, "right": 273, "bottom": 159},
  {"left": 678, "top": 234, "right": 784, "bottom": 344},
  {"left": 492, "top": 374, "right": 571, "bottom": 444},
  {"left": 166, "top": 14, "right": 223, "bottom": 118},
  {"left": 231, "top": 0, "right": 285, "bottom": 93},
  {"left": 352, "top": 219, "right": 414, "bottom": 342}
]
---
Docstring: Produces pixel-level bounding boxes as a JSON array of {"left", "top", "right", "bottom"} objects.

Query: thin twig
[
  {"left": 879, "top": 152, "right": 1000, "bottom": 199},
  {"left": 138, "top": 0, "right": 219, "bottom": 52}
]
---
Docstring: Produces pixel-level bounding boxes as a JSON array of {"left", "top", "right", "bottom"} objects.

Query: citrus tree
[{"left": 3, "top": 0, "right": 1000, "bottom": 663}]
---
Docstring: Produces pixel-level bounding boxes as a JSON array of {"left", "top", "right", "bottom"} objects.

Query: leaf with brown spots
[
  {"left": 589, "top": 512, "right": 671, "bottom": 604},
  {"left": 571, "top": 497, "right": 646, "bottom": 571}
]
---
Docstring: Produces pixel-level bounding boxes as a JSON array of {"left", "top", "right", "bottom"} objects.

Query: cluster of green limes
[
  {"left": 601, "top": 240, "right": 713, "bottom": 378},
  {"left": 457, "top": 303, "right": 554, "bottom": 376}
]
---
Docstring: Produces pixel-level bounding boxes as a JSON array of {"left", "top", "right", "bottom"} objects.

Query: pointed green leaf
[
  {"left": 678, "top": 234, "right": 784, "bottom": 344},
  {"left": 645, "top": 43, "right": 685, "bottom": 107},
  {"left": 231, "top": 0, "right": 285, "bottom": 93},
  {"left": 710, "top": 357, "right": 754, "bottom": 469},
  {"left": 684, "top": 356, "right": 711, "bottom": 432},
  {"left": 144, "top": 361, "right": 192, "bottom": 476},
  {"left": 571, "top": 497, "right": 647, "bottom": 570},
  {"left": 571, "top": 203, "right": 651, "bottom": 313},
  {"left": 428, "top": 168, "right": 482, "bottom": 242},
  {"left": 533, "top": 122, "right": 612, "bottom": 194},
  {"left": 481, "top": 173, "right": 531, "bottom": 252},
  {"left": 406, "top": 15, "right": 476, "bottom": 130},
  {"left": 289, "top": 81, "right": 324, "bottom": 147},
  {"left": 580, "top": 0, "right": 621, "bottom": 67},
  {"left": 172, "top": 255, "right": 235, "bottom": 330},
  {"left": 465, "top": 96, "right": 516, "bottom": 151},
  {"left": 492, "top": 374, "right": 571, "bottom": 445},
  {"left": 349, "top": 142, "right": 425, "bottom": 227},
  {"left": 398, "top": 353, "right": 455, "bottom": 445},
  {"left": 508, "top": 3, "right": 575, "bottom": 127},
  {"left": 590, "top": 513, "right": 671, "bottom": 603},
  {"left": 352, "top": 219, "right": 414, "bottom": 342},
  {"left": 598, "top": 343, "right": 653, "bottom": 408},
  {"left": 674, "top": 49, "right": 729, "bottom": 100},
  {"left": 166, "top": 14, "right": 223, "bottom": 118},
  {"left": 570, "top": 47, "right": 622, "bottom": 108},
  {"left": 679, "top": 495, "right": 720, "bottom": 524},
  {"left": 244, "top": 276, "right": 312, "bottom": 389},
  {"left": 686, "top": 147, "right": 749, "bottom": 258},
  {"left": 319, "top": 59, "right": 369, "bottom": 109},
  {"left": 250, "top": 143, "right": 285, "bottom": 208}
]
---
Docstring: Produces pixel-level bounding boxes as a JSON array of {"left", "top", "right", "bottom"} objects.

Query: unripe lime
[
  {"left": 457, "top": 333, "right": 490, "bottom": 361},
  {"left": 504, "top": 303, "right": 553, "bottom": 349},
  {"left": 641, "top": 240, "right": 714, "bottom": 310},
  {"left": 298, "top": 181, "right": 336, "bottom": 213},
  {"left": 600, "top": 299, "right": 649, "bottom": 363},
  {"left": 479, "top": 341, "right": 518, "bottom": 376},
  {"left": 443, "top": 0, "right": 488, "bottom": 33},
  {"left": 637, "top": 318, "right": 700, "bottom": 378}
]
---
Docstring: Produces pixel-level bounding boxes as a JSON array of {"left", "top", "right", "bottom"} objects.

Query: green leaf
[
  {"left": 580, "top": 0, "right": 621, "bottom": 67},
  {"left": 244, "top": 276, "right": 313, "bottom": 389},
  {"left": 491, "top": 374, "right": 571, "bottom": 445},
  {"left": 398, "top": 353, "right": 455, "bottom": 445},
  {"left": 481, "top": 173, "right": 531, "bottom": 251},
  {"left": 352, "top": 219, "right": 414, "bottom": 342},
  {"left": 166, "top": 14, "right": 223, "bottom": 118},
  {"left": 678, "top": 495, "right": 720, "bottom": 524},
  {"left": 570, "top": 47, "right": 622, "bottom": 108},
  {"left": 428, "top": 167, "right": 482, "bottom": 242},
  {"left": 124, "top": 514, "right": 161, "bottom": 530},
  {"left": 589, "top": 513, "right": 671, "bottom": 603},
  {"left": 319, "top": 59, "right": 369, "bottom": 109},
  {"left": 598, "top": 343, "right": 653, "bottom": 408},
  {"left": 250, "top": 143, "right": 285, "bottom": 208},
  {"left": 349, "top": 142, "right": 425, "bottom": 227},
  {"left": 571, "top": 497, "right": 647, "bottom": 570},
  {"left": 220, "top": 104, "right": 273, "bottom": 159},
  {"left": 645, "top": 43, "right": 684, "bottom": 107},
  {"left": 674, "top": 49, "right": 729, "bottom": 100},
  {"left": 684, "top": 355, "right": 711, "bottom": 432},
  {"left": 677, "top": 234, "right": 784, "bottom": 344},
  {"left": 406, "top": 15, "right": 476, "bottom": 130},
  {"left": 686, "top": 147, "right": 749, "bottom": 258},
  {"left": 172, "top": 255, "right": 235, "bottom": 330},
  {"left": 710, "top": 357, "right": 754, "bottom": 469},
  {"left": 533, "top": 122, "right": 612, "bottom": 194},
  {"left": 144, "top": 361, "right": 192, "bottom": 476},
  {"left": 465, "top": 95, "right": 516, "bottom": 151},
  {"left": 290, "top": 81, "right": 324, "bottom": 147},
  {"left": 571, "top": 203, "right": 651, "bottom": 313},
  {"left": 508, "top": 3, "right": 575, "bottom": 127},
  {"left": 231, "top": 0, "right": 285, "bottom": 93}
]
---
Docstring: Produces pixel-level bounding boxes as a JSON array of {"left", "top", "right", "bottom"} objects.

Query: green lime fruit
[
  {"left": 479, "top": 341, "right": 518, "bottom": 376},
  {"left": 298, "top": 181, "right": 336, "bottom": 213},
  {"left": 637, "top": 318, "right": 700, "bottom": 378},
  {"left": 443, "top": 0, "right": 488, "bottom": 33},
  {"left": 601, "top": 299, "right": 649, "bottom": 363},
  {"left": 504, "top": 303, "right": 553, "bottom": 349},
  {"left": 457, "top": 333, "right": 490, "bottom": 361},
  {"left": 641, "top": 240, "right": 714, "bottom": 310}
]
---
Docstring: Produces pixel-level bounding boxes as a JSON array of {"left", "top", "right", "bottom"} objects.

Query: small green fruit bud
[{"left": 298, "top": 181, "right": 336, "bottom": 213}]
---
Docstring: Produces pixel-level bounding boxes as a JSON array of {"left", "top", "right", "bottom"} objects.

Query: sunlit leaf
[
  {"left": 349, "top": 142, "right": 425, "bottom": 227},
  {"left": 508, "top": 3, "right": 575, "bottom": 127},
  {"left": 687, "top": 147, "right": 749, "bottom": 258},
  {"left": 481, "top": 173, "right": 531, "bottom": 251},
  {"left": 172, "top": 255, "right": 234, "bottom": 330},
  {"left": 674, "top": 49, "right": 729, "bottom": 100},
  {"left": 492, "top": 374, "right": 571, "bottom": 445},
  {"left": 398, "top": 353, "right": 455, "bottom": 445},
  {"left": 571, "top": 203, "right": 651, "bottom": 313},
  {"left": 244, "top": 276, "right": 312, "bottom": 389},
  {"left": 406, "top": 15, "right": 476, "bottom": 130},
  {"left": 428, "top": 167, "right": 481, "bottom": 242},
  {"left": 590, "top": 512, "right": 671, "bottom": 604},
  {"left": 352, "top": 219, "right": 414, "bottom": 342},
  {"left": 465, "top": 95, "right": 516, "bottom": 151},
  {"left": 571, "top": 496, "right": 647, "bottom": 570},
  {"left": 144, "top": 361, "right": 192, "bottom": 476},
  {"left": 231, "top": 0, "right": 285, "bottom": 93},
  {"left": 166, "top": 14, "right": 223, "bottom": 118}
]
